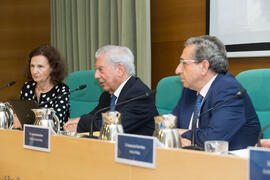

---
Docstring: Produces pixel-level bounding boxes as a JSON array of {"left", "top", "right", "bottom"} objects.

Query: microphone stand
[
  {"left": 86, "top": 107, "right": 110, "bottom": 139},
  {"left": 182, "top": 116, "right": 204, "bottom": 151}
]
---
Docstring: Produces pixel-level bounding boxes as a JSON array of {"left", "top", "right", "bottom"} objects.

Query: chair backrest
[
  {"left": 66, "top": 70, "right": 103, "bottom": 118},
  {"left": 236, "top": 69, "right": 270, "bottom": 138},
  {"left": 155, "top": 76, "right": 183, "bottom": 114}
]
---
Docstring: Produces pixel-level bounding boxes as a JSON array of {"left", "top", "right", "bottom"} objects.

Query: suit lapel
[
  {"left": 203, "top": 74, "right": 223, "bottom": 102},
  {"left": 198, "top": 73, "right": 225, "bottom": 127},
  {"left": 117, "top": 76, "right": 136, "bottom": 103}
]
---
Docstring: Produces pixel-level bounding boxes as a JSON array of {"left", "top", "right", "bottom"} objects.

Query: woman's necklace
[{"left": 35, "top": 83, "right": 54, "bottom": 102}]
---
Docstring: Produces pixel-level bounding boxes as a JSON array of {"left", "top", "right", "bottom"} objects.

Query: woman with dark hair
[{"left": 13, "top": 45, "right": 70, "bottom": 129}]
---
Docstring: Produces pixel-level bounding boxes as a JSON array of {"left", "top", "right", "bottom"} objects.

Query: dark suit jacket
[
  {"left": 77, "top": 76, "right": 158, "bottom": 136},
  {"left": 172, "top": 72, "right": 261, "bottom": 150}
]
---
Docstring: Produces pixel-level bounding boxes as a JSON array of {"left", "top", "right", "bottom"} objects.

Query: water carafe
[
  {"left": 0, "top": 102, "right": 14, "bottom": 129},
  {"left": 32, "top": 108, "right": 60, "bottom": 134},
  {"left": 99, "top": 111, "right": 123, "bottom": 142},
  {"left": 153, "top": 114, "right": 181, "bottom": 148}
]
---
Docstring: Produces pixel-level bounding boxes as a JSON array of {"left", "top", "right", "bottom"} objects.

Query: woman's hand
[{"left": 12, "top": 114, "right": 22, "bottom": 129}]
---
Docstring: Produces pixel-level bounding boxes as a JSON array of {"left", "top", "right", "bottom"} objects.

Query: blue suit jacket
[
  {"left": 77, "top": 76, "right": 158, "bottom": 136},
  {"left": 172, "top": 72, "right": 261, "bottom": 150}
]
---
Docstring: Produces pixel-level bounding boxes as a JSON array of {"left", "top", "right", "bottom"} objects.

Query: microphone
[
  {"left": 183, "top": 88, "right": 246, "bottom": 151},
  {"left": 87, "top": 90, "right": 156, "bottom": 138},
  {"left": 73, "top": 84, "right": 87, "bottom": 91},
  {"left": 38, "top": 84, "right": 87, "bottom": 107},
  {"left": 0, "top": 81, "right": 16, "bottom": 90},
  {"left": 257, "top": 124, "right": 270, "bottom": 147}
]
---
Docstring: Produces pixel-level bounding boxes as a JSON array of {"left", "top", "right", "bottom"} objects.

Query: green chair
[
  {"left": 236, "top": 69, "right": 270, "bottom": 138},
  {"left": 155, "top": 76, "right": 184, "bottom": 114},
  {"left": 66, "top": 70, "right": 103, "bottom": 118}
]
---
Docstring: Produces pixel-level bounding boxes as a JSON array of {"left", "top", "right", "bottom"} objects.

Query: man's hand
[
  {"left": 178, "top": 128, "right": 191, "bottom": 147},
  {"left": 63, "top": 117, "right": 80, "bottom": 132},
  {"left": 259, "top": 139, "right": 270, "bottom": 148},
  {"left": 180, "top": 137, "right": 192, "bottom": 147},
  {"left": 178, "top": 128, "right": 188, "bottom": 135}
]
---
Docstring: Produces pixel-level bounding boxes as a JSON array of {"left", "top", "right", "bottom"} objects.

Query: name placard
[
  {"left": 249, "top": 147, "right": 270, "bottom": 180},
  {"left": 24, "top": 124, "right": 50, "bottom": 152},
  {"left": 115, "top": 134, "right": 155, "bottom": 169}
]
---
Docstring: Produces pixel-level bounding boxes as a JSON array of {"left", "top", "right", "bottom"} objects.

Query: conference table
[{"left": 0, "top": 129, "right": 247, "bottom": 180}]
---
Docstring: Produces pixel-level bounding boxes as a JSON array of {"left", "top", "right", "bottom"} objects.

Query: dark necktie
[
  {"left": 110, "top": 94, "right": 117, "bottom": 111},
  {"left": 191, "top": 94, "right": 203, "bottom": 128}
]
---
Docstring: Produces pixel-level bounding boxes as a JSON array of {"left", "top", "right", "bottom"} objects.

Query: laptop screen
[{"left": 8, "top": 100, "right": 38, "bottom": 127}]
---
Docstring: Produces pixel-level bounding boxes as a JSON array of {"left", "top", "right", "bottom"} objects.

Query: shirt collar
[
  {"left": 112, "top": 76, "right": 132, "bottom": 103},
  {"left": 199, "top": 74, "right": 218, "bottom": 98}
]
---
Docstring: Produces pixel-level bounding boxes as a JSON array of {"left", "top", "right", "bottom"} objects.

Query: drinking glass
[
  {"left": 59, "top": 130, "right": 77, "bottom": 137},
  {"left": 204, "top": 140, "right": 228, "bottom": 154}
]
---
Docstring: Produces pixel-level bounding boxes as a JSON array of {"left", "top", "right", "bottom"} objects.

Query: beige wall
[
  {"left": 151, "top": 0, "right": 270, "bottom": 89},
  {"left": 0, "top": 0, "right": 50, "bottom": 101}
]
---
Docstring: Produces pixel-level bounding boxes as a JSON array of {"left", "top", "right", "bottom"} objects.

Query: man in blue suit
[{"left": 172, "top": 35, "right": 261, "bottom": 150}]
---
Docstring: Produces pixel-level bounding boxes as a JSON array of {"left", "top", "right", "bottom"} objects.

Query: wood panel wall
[
  {"left": 151, "top": 0, "right": 270, "bottom": 89},
  {"left": 1, "top": 0, "right": 269, "bottom": 99},
  {"left": 0, "top": 0, "right": 50, "bottom": 101}
]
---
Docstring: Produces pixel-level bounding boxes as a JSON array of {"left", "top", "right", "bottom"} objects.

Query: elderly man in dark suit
[
  {"left": 64, "top": 45, "right": 157, "bottom": 136},
  {"left": 172, "top": 35, "right": 261, "bottom": 150}
]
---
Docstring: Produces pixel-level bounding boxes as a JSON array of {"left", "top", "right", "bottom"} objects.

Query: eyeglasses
[{"left": 179, "top": 59, "right": 199, "bottom": 65}]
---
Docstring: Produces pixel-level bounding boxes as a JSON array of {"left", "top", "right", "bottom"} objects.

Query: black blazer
[{"left": 77, "top": 76, "right": 158, "bottom": 136}]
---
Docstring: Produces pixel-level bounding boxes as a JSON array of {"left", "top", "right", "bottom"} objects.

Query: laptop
[{"left": 8, "top": 99, "right": 38, "bottom": 128}]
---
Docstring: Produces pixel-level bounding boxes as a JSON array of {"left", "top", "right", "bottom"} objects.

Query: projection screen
[{"left": 206, "top": 0, "right": 270, "bottom": 58}]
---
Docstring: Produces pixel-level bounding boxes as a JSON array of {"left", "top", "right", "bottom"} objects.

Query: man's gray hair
[
  {"left": 95, "top": 45, "right": 136, "bottom": 76},
  {"left": 185, "top": 35, "right": 228, "bottom": 73}
]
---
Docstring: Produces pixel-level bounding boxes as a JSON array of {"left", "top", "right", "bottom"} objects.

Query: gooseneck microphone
[
  {"left": 72, "top": 84, "right": 87, "bottom": 91},
  {"left": 87, "top": 90, "right": 156, "bottom": 138},
  {"left": 0, "top": 81, "right": 16, "bottom": 90},
  {"left": 183, "top": 89, "right": 246, "bottom": 150},
  {"left": 38, "top": 84, "right": 87, "bottom": 106}
]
